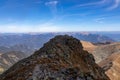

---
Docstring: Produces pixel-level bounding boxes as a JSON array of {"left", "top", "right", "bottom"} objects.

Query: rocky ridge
[{"left": 0, "top": 35, "right": 109, "bottom": 80}]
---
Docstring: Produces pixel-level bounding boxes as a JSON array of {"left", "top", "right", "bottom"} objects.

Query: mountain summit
[{"left": 0, "top": 35, "right": 109, "bottom": 80}]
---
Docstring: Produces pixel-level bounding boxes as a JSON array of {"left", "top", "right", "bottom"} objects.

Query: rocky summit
[{"left": 0, "top": 35, "right": 109, "bottom": 80}]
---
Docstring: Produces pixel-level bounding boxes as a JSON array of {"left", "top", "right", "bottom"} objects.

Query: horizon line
[{"left": 0, "top": 31, "right": 120, "bottom": 34}]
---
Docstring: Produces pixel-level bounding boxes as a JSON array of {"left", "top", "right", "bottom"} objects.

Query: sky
[{"left": 0, "top": 0, "right": 120, "bottom": 32}]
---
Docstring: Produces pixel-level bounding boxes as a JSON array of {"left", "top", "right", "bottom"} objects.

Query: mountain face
[
  {"left": 105, "top": 54, "right": 120, "bottom": 80},
  {"left": 81, "top": 41, "right": 120, "bottom": 80},
  {"left": 0, "top": 35, "right": 109, "bottom": 80},
  {"left": 97, "top": 43, "right": 120, "bottom": 80},
  {"left": 0, "top": 51, "right": 26, "bottom": 74},
  {"left": 93, "top": 42, "right": 120, "bottom": 63},
  {"left": 99, "top": 52, "right": 120, "bottom": 80}
]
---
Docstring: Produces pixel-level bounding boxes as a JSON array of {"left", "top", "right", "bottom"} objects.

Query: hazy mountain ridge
[
  {"left": 0, "top": 32, "right": 115, "bottom": 48},
  {"left": 0, "top": 35, "right": 109, "bottom": 80},
  {"left": 0, "top": 51, "right": 26, "bottom": 74},
  {"left": 0, "top": 44, "right": 35, "bottom": 74},
  {"left": 92, "top": 32, "right": 120, "bottom": 41},
  {"left": 0, "top": 45, "right": 35, "bottom": 55}
]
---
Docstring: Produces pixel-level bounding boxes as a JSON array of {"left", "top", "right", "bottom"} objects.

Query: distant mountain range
[
  {"left": 90, "top": 31, "right": 120, "bottom": 41},
  {"left": 0, "top": 45, "right": 35, "bottom": 55},
  {"left": 0, "top": 32, "right": 115, "bottom": 49}
]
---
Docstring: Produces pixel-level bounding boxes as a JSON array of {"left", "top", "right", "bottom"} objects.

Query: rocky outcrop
[{"left": 0, "top": 35, "right": 109, "bottom": 80}]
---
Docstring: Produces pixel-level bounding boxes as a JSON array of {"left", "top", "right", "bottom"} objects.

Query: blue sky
[{"left": 0, "top": 0, "right": 120, "bottom": 32}]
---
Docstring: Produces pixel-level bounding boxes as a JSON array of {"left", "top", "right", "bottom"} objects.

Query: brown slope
[
  {"left": 81, "top": 41, "right": 120, "bottom": 80},
  {"left": 0, "top": 53, "right": 4, "bottom": 74},
  {"left": 0, "top": 35, "right": 109, "bottom": 80},
  {"left": 99, "top": 52, "right": 120, "bottom": 80},
  {"left": 80, "top": 40, "right": 97, "bottom": 53},
  {"left": 92, "top": 42, "right": 120, "bottom": 63},
  {"left": 92, "top": 42, "right": 120, "bottom": 80}
]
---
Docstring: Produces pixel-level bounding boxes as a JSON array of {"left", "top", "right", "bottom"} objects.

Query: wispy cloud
[
  {"left": 45, "top": 0, "right": 58, "bottom": 16},
  {"left": 94, "top": 18, "right": 105, "bottom": 23},
  {"left": 106, "top": 0, "right": 120, "bottom": 10},
  {"left": 45, "top": 0, "right": 58, "bottom": 5},
  {"left": 72, "top": 0, "right": 120, "bottom": 11},
  {"left": 74, "top": 0, "right": 108, "bottom": 7}
]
